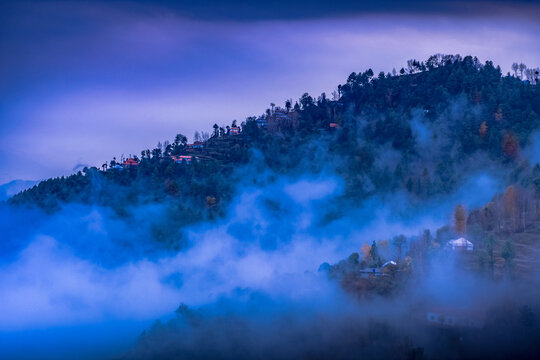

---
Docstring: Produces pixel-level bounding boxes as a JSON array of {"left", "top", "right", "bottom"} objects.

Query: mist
[
  {"left": 1, "top": 144, "right": 534, "bottom": 358},
  {"left": 1, "top": 4, "right": 539, "bottom": 355},
  {"left": 3, "top": 91, "right": 536, "bottom": 357}
]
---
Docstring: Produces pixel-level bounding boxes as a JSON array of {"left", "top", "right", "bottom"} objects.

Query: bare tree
[
  {"left": 525, "top": 68, "right": 537, "bottom": 84},
  {"left": 511, "top": 63, "right": 519, "bottom": 77},
  {"left": 519, "top": 63, "right": 526, "bottom": 79}
]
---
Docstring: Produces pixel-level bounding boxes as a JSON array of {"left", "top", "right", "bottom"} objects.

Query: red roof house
[
  {"left": 123, "top": 158, "right": 139, "bottom": 166},
  {"left": 171, "top": 155, "right": 199, "bottom": 164}
]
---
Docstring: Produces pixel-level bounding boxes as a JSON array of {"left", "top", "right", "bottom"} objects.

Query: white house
[{"left": 446, "top": 237, "right": 474, "bottom": 251}]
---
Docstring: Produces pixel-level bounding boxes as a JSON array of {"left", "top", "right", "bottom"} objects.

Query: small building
[
  {"left": 171, "top": 155, "right": 199, "bottom": 164},
  {"left": 358, "top": 267, "right": 385, "bottom": 279},
  {"left": 446, "top": 237, "right": 474, "bottom": 251},
  {"left": 193, "top": 141, "right": 204, "bottom": 149},
  {"left": 267, "top": 109, "right": 299, "bottom": 132},
  {"left": 123, "top": 158, "right": 139, "bottom": 167},
  {"left": 230, "top": 126, "right": 240, "bottom": 135},
  {"left": 256, "top": 117, "right": 268, "bottom": 127},
  {"left": 110, "top": 164, "right": 123, "bottom": 171},
  {"left": 329, "top": 122, "right": 340, "bottom": 128}
]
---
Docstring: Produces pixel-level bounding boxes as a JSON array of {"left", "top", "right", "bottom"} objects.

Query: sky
[{"left": 1, "top": 0, "right": 539, "bottom": 183}]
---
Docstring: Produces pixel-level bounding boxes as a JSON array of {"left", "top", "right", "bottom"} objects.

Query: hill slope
[{"left": 6, "top": 54, "right": 540, "bottom": 247}]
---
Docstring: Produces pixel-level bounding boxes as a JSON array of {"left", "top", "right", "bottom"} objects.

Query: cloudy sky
[{"left": 1, "top": 0, "right": 539, "bottom": 183}]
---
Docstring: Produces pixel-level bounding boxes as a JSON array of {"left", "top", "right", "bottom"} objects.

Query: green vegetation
[{"left": 7, "top": 54, "right": 540, "bottom": 247}]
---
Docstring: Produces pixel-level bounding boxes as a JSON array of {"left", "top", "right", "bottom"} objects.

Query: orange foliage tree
[
  {"left": 454, "top": 204, "right": 467, "bottom": 235},
  {"left": 360, "top": 243, "right": 371, "bottom": 260},
  {"left": 503, "top": 186, "right": 518, "bottom": 231},
  {"left": 502, "top": 132, "right": 519, "bottom": 158},
  {"left": 478, "top": 121, "right": 488, "bottom": 138}
]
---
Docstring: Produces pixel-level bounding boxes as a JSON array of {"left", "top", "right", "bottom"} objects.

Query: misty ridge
[{"left": 1, "top": 54, "right": 540, "bottom": 359}]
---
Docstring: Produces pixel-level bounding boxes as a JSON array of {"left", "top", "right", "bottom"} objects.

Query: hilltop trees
[
  {"left": 512, "top": 63, "right": 519, "bottom": 77},
  {"left": 6, "top": 54, "right": 540, "bottom": 249},
  {"left": 172, "top": 134, "right": 188, "bottom": 155},
  {"left": 511, "top": 61, "right": 539, "bottom": 83}
]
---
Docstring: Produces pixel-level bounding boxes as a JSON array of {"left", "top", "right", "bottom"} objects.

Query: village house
[
  {"left": 110, "top": 164, "right": 124, "bottom": 171},
  {"left": 256, "top": 117, "right": 268, "bottom": 127},
  {"left": 123, "top": 158, "right": 139, "bottom": 167},
  {"left": 267, "top": 109, "right": 299, "bottom": 132},
  {"left": 357, "top": 267, "right": 386, "bottom": 279},
  {"left": 171, "top": 155, "right": 199, "bottom": 164},
  {"left": 230, "top": 126, "right": 240, "bottom": 135},
  {"left": 186, "top": 141, "right": 204, "bottom": 149},
  {"left": 193, "top": 141, "right": 204, "bottom": 149},
  {"left": 446, "top": 237, "right": 474, "bottom": 251}
]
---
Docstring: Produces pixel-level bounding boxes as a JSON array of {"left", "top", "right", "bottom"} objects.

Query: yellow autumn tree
[{"left": 360, "top": 243, "right": 371, "bottom": 260}]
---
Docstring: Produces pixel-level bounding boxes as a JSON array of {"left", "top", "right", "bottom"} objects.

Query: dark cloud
[
  {"left": 1, "top": 0, "right": 538, "bottom": 183},
  {"left": 103, "top": 0, "right": 540, "bottom": 20}
]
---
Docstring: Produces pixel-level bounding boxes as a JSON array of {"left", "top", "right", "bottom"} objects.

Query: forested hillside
[
  {"left": 7, "top": 54, "right": 540, "bottom": 247},
  {"left": 3, "top": 54, "right": 540, "bottom": 360}
]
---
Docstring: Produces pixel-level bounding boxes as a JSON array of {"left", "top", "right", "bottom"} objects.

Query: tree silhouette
[
  {"left": 519, "top": 63, "right": 526, "bottom": 79},
  {"left": 285, "top": 100, "right": 291, "bottom": 112},
  {"left": 392, "top": 235, "right": 406, "bottom": 263},
  {"left": 512, "top": 63, "right": 519, "bottom": 77},
  {"left": 369, "top": 240, "right": 381, "bottom": 266}
]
